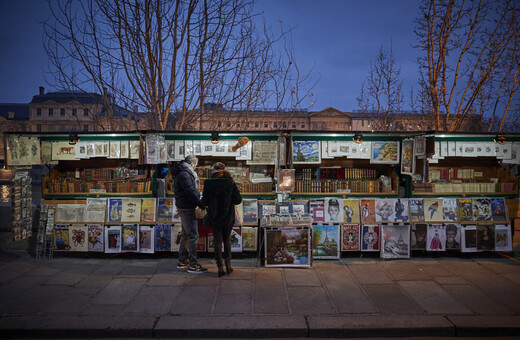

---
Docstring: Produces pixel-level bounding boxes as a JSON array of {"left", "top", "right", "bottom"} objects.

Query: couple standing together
[{"left": 172, "top": 155, "right": 242, "bottom": 277}]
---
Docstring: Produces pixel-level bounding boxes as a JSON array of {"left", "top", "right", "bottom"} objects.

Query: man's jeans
[{"left": 177, "top": 208, "right": 199, "bottom": 266}]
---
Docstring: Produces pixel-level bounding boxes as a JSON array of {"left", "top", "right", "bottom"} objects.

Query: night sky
[{"left": 0, "top": 0, "right": 420, "bottom": 112}]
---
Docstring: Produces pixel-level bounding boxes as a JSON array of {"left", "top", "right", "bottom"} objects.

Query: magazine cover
[
  {"left": 495, "top": 224, "right": 512, "bottom": 252},
  {"left": 381, "top": 223, "right": 410, "bottom": 259},
  {"left": 242, "top": 226, "right": 258, "bottom": 251},
  {"left": 88, "top": 224, "right": 104, "bottom": 252},
  {"left": 265, "top": 226, "right": 311, "bottom": 267},
  {"left": 138, "top": 225, "right": 154, "bottom": 254},
  {"left": 230, "top": 226, "right": 243, "bottom": 253},
  {"left": 121, "top": 224, "right": 138, "bottom": 251},
  {"left": 342, "top": 199, "right": 360, "bottom": 224},
  {"left": 341, "top": 224, "right": 360, "bottom": 251},
  {"left": 457, "top": 198, "right": 473, "bottom": 222},
  {"left": 423, "top": 198, "right": 443, "bottom": 222},
  {"left": 375, "top": 198, "right": 395, "bottom": 222},
  {"left": 393, "top": 198, "right": 409, "bottom": 222},
  {"left": 155, "top": 224, "right": 171, "bottom": 251},
  {"left": 472, "top": 198, "right": 492, "bottom": 221},
  {"left": 310, "top": 199, "right": 326, "bottom": 223},
  {"left": 461, "top": 225, "right": 477, "bottom": 253},
  {"left": 86, "top": 198, "right": 107, "bottom": 222},
  {"left": 140, "top": 198, "right": 156, "bottom": 223},
  {"left": 490, "top": 198, "right": 508, "bottom": 221},
  {"left": 53, "top": 224, "right": 70, "bottom": 251},
  {"left": 121, "top": 198, "right": 141, "bottom": 223},
  {"left": 445, "top": 223, "right": 461, "bottom": 250},
  {"left": 442, "top": 198, "right": 458, "bottom": 222},
  {"left": 69, "top": 224, "right": 88, "bottom": 252},
  {"left": 360, "top": 199, "right": 376, "bottom": 224},
  {"left": 242, "top": 198, "right": 258, "bottom": 223},
  {"left": 408, "top": 199, "right": 425, "bottom": 222},
  {"left": 170, "top": 224, "right": 183, "bottom": 252},
  {"left": 105, "top": 225, "right": 121, "bottom": 253},
  {"left": 156, "top": 198, "right": 173, "bottom": 223},
  {"left": 312, "top": 224, "right": 340, "bottom": 259},
  {"left": 426, "top": 224, "right": 446, "bottom": 251},
  {"left": 411, "top": 223, "right": 427, "bottom": 250},
  {"left": 107, "top": 198, "right": 123, "bottom": 222},
  {"left": 477, "top": 224, "right": 495, "bottom": 251},
  {"left": 361, "top": 225, "right": 380, "bottom": 251}
]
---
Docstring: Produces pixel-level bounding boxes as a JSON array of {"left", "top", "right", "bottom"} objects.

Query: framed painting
[
  {"left": 401, "top": 138, "right": 415, "bottom": 175},
  {"left": 51, "top": 141, "right": 76, "bottom": 161},
  {"left": 242, "top": 198, "right": 258, "bottom": 224},
  {"left": 380, "top": 223, "right": 410, "bottom": 259},
  {"left": 341, "top": 224, "right": 360, "bottom": 251},
  {"left": 265, "top": 225, "right": 311, "bottom": 267},
  {"left": 292, "top": 141, "right": 321, "bottom": 164},
  {"left": 121, "top": 198, "right": 141, "bottom": 223},
  {"left": 371, "top": 141, "right": 400, "bottom": 164},
  {"left": 242, "top": 226, "right": 258, "bottom": 251},
  {"left": 414, "top": 136, "right": 425, "bottom": 157},
  {"left": 312, "top": 224, "right": 340, "bottom": 259}
]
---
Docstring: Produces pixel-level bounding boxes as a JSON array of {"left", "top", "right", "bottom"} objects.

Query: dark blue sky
[{"left": 0, "top": 0, "right": 420, "bottom": 112}]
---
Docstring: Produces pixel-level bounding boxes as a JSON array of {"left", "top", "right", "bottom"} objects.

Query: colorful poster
[
  {"left": 401, "top": 138, "right": 415, "bottom": 175},
  {"left": 155, "top": 224, "right": 171, "bottom": 251},
  {"left": 265, "top": 226, "right": 311, "bottom": 267},
  {"left": 473, "top": 198, "right": 492, "bottom": 221},
  {"left": 69, "top": 224, "right": 88, "bottom": 252},
  {"left": 361, "top": 225, "right": 380, "bottom": 251},
  {"left": 423, "top": 198, "right": 443, "bottom": 222},
  {"left": 325, "top": 198, "right": 344, "bottom": 223},
  {"left": 445, "top": 223, "right": 461, "bottom": 250},
  {"left": 371, "top": 141, "right": 400, "bottom": 164},
  {"left": 242, "top": 226, "right": 258, "bottom": 251},
  {"left": 105, "top": 225, "right": 121, "bottom": 253},
  {"left": 360, "top": 199, "right": 376, "bottom": 224},
  {"left": 292, "top": 141, "right": 321, "bottom": 164},
  {"left": 457, "top": 199, "right": 473, "bottom": 222},
  {"left": 156, "top": 198, "right": 173, "bottom": 223},
  {"left": 381, "top": 223, "right": 410, "bottom": 259},
  {"left": 137, "top": 225, "right": 154, "bottom": 253},
  {"left": 342, "top": 199, "right": 360, "bottom": 224},
  {"left": 88, "top": 224, "right": 104, "bottom": 252},
  {"left": 426, "top": 224, "right": 445, "bottom": 251},
  {"left": 312, "top": 224, "right": 340, "bottom": 259},
  {"left": 53, "top": 224, "right": 70, "bottom": 251},
  {"left": 341, "top": 224, "right": 360, "bottom": 251},
  {"left": 490, "top": 198, "right": 507, "bottom": 221},
  {"left": 140, "top": 198, "right": 156, "bottom": 223},
  {"left": 442, "top": 198, "right": 458, "bottom": 222},
  {"left": 107, "top": 198, "right": 122, "bottom": 222},
  {"left": 408, "top": 199, "right": 425, "bottom": 222},
  {"left": 121, "top": 198, "right": 141, "bottom": 223},
  {"left": 121, "top": 224, "right": 138, "bottom": 251},
  {"left": 242, "top": 199, "right": 258, "bottom": 223}
]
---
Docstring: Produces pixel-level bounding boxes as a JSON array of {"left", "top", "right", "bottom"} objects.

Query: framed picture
[
  {"left": 371, "top": 141, "right": 400, "bottom": 164},
  {"left": 109, "top": 141, "right": 121, "bottom": 158},
  {"left": 401, "top": 138, "right": 415, "bottom": 175},
  {"left": 292, "top": 141, "right": 321, "bottom": 164},
  {"left": 341, "top": 224, "right": 360, "bottom": 251},
  {"left": 494, "top": 224, "right": 512, "bottom": 252},
  {"left": 264, "top": 225, "right": 311, "bottom": 267},
  {"left": 380, "top": 223, "right": 410, "bottom": 259},
  {"left": 414, "top": 136, "right": 426, "bottom": 157},
  {"left": 138, "top": 225, "right": 154, "bottom": 254},
  {"left": 242, "top": 226, "right": 258, "bottom": 251},
  {"left": 461, "top": 225, "right": 477, "bottom": 253},
  {"left": 242, "top": 198, "right": 258, "bottom": 223},
  {"left": 426, "top": 224, "right": 446, "bottom": 251},
  {"left": 445, "top": 223, "right": 461, "bottom": 250},
  {"left": 411, "top": 223, "right": 427, "bottom": 250},
  {"left": 312, "top": 224, "right": 340, "bottom": 259},
  {"left": 247, "top": 141, "right": 277, "bottom": 165}
]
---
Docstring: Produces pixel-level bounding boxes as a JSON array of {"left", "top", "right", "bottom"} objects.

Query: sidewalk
[{"left": 1, "top": 250, "right": 520, "bottom": 338}]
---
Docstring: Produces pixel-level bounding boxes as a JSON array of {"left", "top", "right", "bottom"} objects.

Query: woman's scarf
[{"left": 183, "top": 161, "right": 200, "bottom": 189}]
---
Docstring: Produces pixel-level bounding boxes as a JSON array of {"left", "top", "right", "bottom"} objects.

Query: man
[{"left": 172, "top": 155, "right": 207, "bottom": 273}]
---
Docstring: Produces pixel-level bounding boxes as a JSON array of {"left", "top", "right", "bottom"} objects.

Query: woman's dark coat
[{"left": 202, "top": 178, "right": 242, "bottom": 227}]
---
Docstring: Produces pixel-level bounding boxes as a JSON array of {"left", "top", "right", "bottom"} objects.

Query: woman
[{"left": 202, "top": 162, "right": 242, "bottom": 277}]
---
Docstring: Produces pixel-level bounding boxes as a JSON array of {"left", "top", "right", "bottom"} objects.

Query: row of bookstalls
[{"left": 4, "top": 130, "right": 520, "bottom": 264}]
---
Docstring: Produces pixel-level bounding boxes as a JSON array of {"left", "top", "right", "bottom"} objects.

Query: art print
[
  {"left": 393, "top": 198, "right": 409, "bottom": 222},
  {"left": 230, "top": 226, "right": 242, "bottom": 252},
  {"left": 242, "top": 226, "right": 258, "bottom": 251},
  {"left": 360, "top": 199, "right": 376, "bottom": 224},
  {"left": 342, "top": 199, "right": 360, "bottom": 224},
  {"left": 461, "top": 225, "right": 477, "bottom": 253},
  {"left": 155, "top": 224, "right": 171, "bottom": 251},
  {"left": 54, "top": 224, "right": 70, "bottom": 250},
  {"left": 192, "top": 140, "right": 202, "bottom": 155},
  {"left": 414, "top": 136, "right": 425, "bottom": 157},
  {"left": 276, "top": 202, "right": 291, "bottom": 215},
  {"left": 494, "top": 224, "right": 512, "bottom": 252},
  {"left": 325, "top": 198, "right": 343, "bottom": 223},
  {"left": 265, "top": 226, "right": 311, "bottom": 267},
  {"left": 457, "top": 198, "right": 473, "bottom": 222},
  {"left": 341, "top": 224, "right": 360, "bottom": 251},
  {"left": 472, "top": 198, "right": 492, "bottom": 221},
  {"left": 144, "top": 134, "right": 163, "bottom": 163},
  {"left": 121, "top": 224, "right": 138, "bottom": 251},
  {"left": 156, "top": 198, "right": 173, "bottom": 222},
  {"left": 357, "top": 142, "right": 372, "bottom": 159},
  {"left": 462, "top": 142, "right": 477, "bottom": 157},
  {"left": 490, "top": 198, "right": 507, "bottom": 221},
  {"left": 442, "top": 198, "right": 458, "bottom": 222},
  {"left": 423, "top": 198, "right": 443, "bottom": 222},
  {"left": 94, "top": 142, "right": 105, "bottom": 157},
  {"left": 85, "top": 198, "right": 106, "bottom": 222},
  {"left": 166, "top": 141, "right": 176, "bottom": 161},
  {"left": 105, "top": 225, "right": 121, "bottom": 253},
  {"left": 242, "top": 199, "right": 258, "bottom": 223},
  {"left": 138, "top": 225, "right": 154, "bottom": 253},
  {"left": 327, "top": 141, "right": 338, "bottom": 157},
  {"left": 51, "top": 141, "right": 76, "bottom": 160},
  {"left": 8, "top": 136, "right": 41, "bottom": 166},
  {"left": 496, "top": 142, "right": 512, "bottom": 160},
  {"left": 321, "top": 141, "right": 332, "bottom": 159},
  {"left": 337, "top": 141, "right": 351, "bottom": 156},
  {"left": 361, "top": 225, "right": 380, "bottom": 251},
  {"left": 236, "top": 141, "right": 252, "bottom": 160},
  {"left": 175, "top": 140, "right": 186, "bottom": 160},
  {"left": 312, "top": 224, "right": 340, "bottom": 259},
  {"left": 445, "top": 223, "right": 461, "bottom": 250},
  {"left": 371, "top": 141, "right": 400, "bottom": 164},
  {"left": 259, "top": 201, "right": 276, "bottom": 220},
  {"left": 375, "top": 198, "right": 395, "bottom": 222},
  {"left": 381, "top": 223, "right": 410, "bottom": 259},
  {"left": 121, "top": 198, "right": 141, "bottom": 222},
  {"left": 201, "top": 140, "right": 215, "bottom": 156},
  {"left": 56, "top": 204, "right": 85, "bottom": 223},
  {"left": 247, "top": 141, "right": 277, "bottom": 165},
  {"left": 401, "top": 138, "right": 415, "bottom": 174},
  {"left": 411, "top": 223, "right": 427, "bottom": 250},
  {"left": 141, "top": 198, "right": 156, "bottom": 223},
  {"left": 130, "top": 140, "right": 140, "bottom": 159},
  {"left": 292, "top": 141, "right": 321, "bottom": 164},
  {"left": 171, "top": 198, "right": 181, "bottom": 223},
  {"left": 69, "top": 224, "right": 88, "bottom": 252},
  {"left": 290, "top": 201, "right": 309, "bottom": 215},
  {"left": 107, "top": 198, "right": 122, "bottom": 222},
  {"left": 310, "top": 199, "right": 326, "bottom": 223},
  {"left": 408, "top": 199, "right": 425, "bottom": 222},
  {"left": 502, "top": 142, "right": 520, "bottom": 164},
  {"left": 477, "top": 224, "right": 495, "bottom": 251},
  {"left": 426, "top": 224, "right": 445, "bottom": 251},
  {"left": 88, "top": 224, "right": 104, "bottom": 252},
  {"left": 41, "top": 141, "right": 56, "bottom": 164},
  {"left": 447, "top": 141, "right": 457, "bottom": 156},
  {"left": 170, "top": 224, "right": 182, "bottom": 252}
]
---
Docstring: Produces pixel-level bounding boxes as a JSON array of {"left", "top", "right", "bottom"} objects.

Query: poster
[
  {"left": 445, "top": 223, "right": 461, "bottom": 250},
  {"left": 381, "top": 223, "right": 410, "bottom": 259},
  {"left": 105, "top": 225, "right": 122, "bottom": 253},
  {"left": 312, "top": 224, "right": 340, "bottom": 259},
  {"left": 361, "top": 225, "right": 380, "bottom": 252},
  {"left": 341, "top": 224, "right": 360, "bottom": 251},
  {"left": 88, "top": 224, "right": 104, "bottom": 252},
  {"left": 426, "top": 224, "right": 445, "bottom": 251},
  {"left": 69, "top": 224, "right": 88, "bottom": 252},
  {"left": 292, "top": 141, "right": 321, "bottom": 164}
]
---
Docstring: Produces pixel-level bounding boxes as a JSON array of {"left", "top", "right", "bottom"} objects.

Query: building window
[
  {"left": 292, "top": 122, "right": 296, "bottom": 129},
  {"left": 37, "top": 124, "right": 42, "bottom": 132},
  {"left": 237, "top": 123, "right": 241, "bottom": 128},
  {"left": 217, "top": 122, "right": 222, "bottom": 127},
  {"left": 83, "top": 125, "right": 89, "bottom": 132},
  {"left": 48, "top": 108, "right": 53, "bottom": 116},
  {"left": 361, "top": 120, "right": 364, "bottom": 127},
  {"left": 264, "top": 122, "right": 268, "bottom": 128},
  {"left": 83, "top": 108, "right": 88, "bottom": 116},
  {"left": 301, "top": 123, "right": 305, "bottom": 129},
  {"left": 255, "top": 122, "right": 259, "bottom": 128},
  {"left": 60, "top": 108, "right": 65, "bottom": 116},
  {"left": 283, "top": 122, "right": 287, "bottom": 128},
  {"left": 36, "top": 108, "right": 42, "bottom": 116},
  {"left": 72, "top": 108, "right": 77, "bottom": 116},
  {"left": 227, "top": 122, "right": 231, "bottom": 128},
  {"left": 273, "top": 122, "right": 277, "bottom": 128}
]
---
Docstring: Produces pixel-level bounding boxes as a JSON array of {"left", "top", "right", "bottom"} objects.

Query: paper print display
[
  {"left": 461, "top": 225, "right": 477, "bottom": 253},
  {"left": 242, "top": 226, "right": 258, "bottom": 251},
  {"left": 171, "top": 198, "right": 181, "bottom": 223},
  {"left": 401, "top": 138, "right": 414, "bottom": 174},
  {"left": 86, "top": 198, "right": 107, "bottom": 222},
  {"left": 342, "top": 199, "right": 360, "bottom": 223},
  {"left": 145, "top": 134, "right": 165, "bottom": 164},
  {"left": 105, "top": 225, "right": 122, "bottom": 253},
  {"left": 360, "top": 199, "right": 376, "bottom": 224},
  {"left": 310, "top": 199, "right": 326, "bottom": 223},
  {"left": 170, "top": 224, "right": 183, "bottom": 252},
  {"left": 472, "top": 198, "right": 492, "bottom": 221},
  {"left": 494, "top": 225, "right": 512, "bottom": 252},
  {"left": 137, "top": 225, "right": 154, "bottom": 253},
  {"left": 375, "top": 199, "right": 395, "bottom": 222},
  {"left": 341, "top": 224, "right": 360, "bottom": 251},
  {"left": 230, "top": 226, "right": 243, "bottom": 252},
  {"left": 457, "top": 198, "right": 473, "bottom": 221},
  {"left": 140, "top": 198, "right": 156, "bottom": 223},
  {"left": 54, "top": 224, "right": 70, "bottom": 250},
  {"left": 259, "top": 201, "right": 276, "bottom": 220},
  {"left": 477, "top": 224, "right": 495, "bottom": 251},
  {"left": 312, "top": 224, "right": 340, "bottom": 259},
  {"left": 490, "top": 198, "right": 507, "bottom": 221},
  {"left": 88, "top": 224, "right": 104, "bottom": 252},
  {"left": 129, "top": 140, "right": 140, "bottom": 159},
  {"left": 411, "top": 223, "right": 427, "bottom": 250},
  {"left": 265, "top": 226, "right": 311, "bottom": 267},
  {"left": 415, "top": 136, "right": 425, "bottom": 156},
  {"left": 423, "top": 198, "right": 443, "bottom": 222},
  {"left": 166, "top": 141, "right": 176, "bottom": 161},
  {"left": 393, "top": 198, "right": 409, "bottom": 222},
  {"left": 8, "top": 136, "right": 41, "bottom": 166},
  {"left": 361, "top": 225, "right": 380, "bottom": 251},
  {"left": 323, "top": 198, "right": 342, "bottom": 223},
  {"left": 381, "top": 223, "right": 410, "bottom": 259},
  {"left": 371, "top": 141, "right": 400, "bottom": 164},
  {"left": 108, "top": 141, "right": 121, "bottom": 158},
  {"left": 56, "top": 204, "right": 85, "bottom": 223},
  {"left": 121, "top": 224, "right": 138, "bottom": 251},
  {"left": 51, "top": 141, "right": 76, "bottom": 160},
  {"left": 121, "top": 198, "right": 141, "bottom": 222},
  {"left": 408, "top": 199, "right": 425, "bottom": 222},
  {"left": 242, "top": 199, "right": 258, "bottom": 223},
  {"left": 445, "top": 223, "right": 461, "bottom": 250},
  {"left": 156, "top": 198, "right": 174, "bottom": 222},
  {"left": 442, "top": 198, "right": 458, "bottom": 222},
  {"left": 107, "top": 198, "right": 123, "bottom": 222},
  {"left": 155, "top": 224, "right": 171, "bottom": 251},
  {"left": 69, "top": 224, "right": 88, "bottom": 252},
  {"left": 426, "top": 224, "right": 445, "bottom": 251},
  {"left": 292, "top": 141, "right": 321, "bottom": 164}
]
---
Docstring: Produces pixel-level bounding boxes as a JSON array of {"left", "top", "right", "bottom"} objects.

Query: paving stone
[
  {"left": 219, "top": 279, "right": 252, "bottom": 295},
  {"left": 75, "top": 274, "right": 112, "bottom": 289},
  {"left": 448, "top": 315, "right": 520, "bottom": 337},
  {"left": 0, "top": 261, "right": 36, "bottom": 283},
  {"left": 147, "top": 272, "right": 187, "bottom": 286},
  {"left": 117, "top": 260, "right": 159, "bottom": 276},
  {"left": 214, "top": 293, "right": 251, "bottom": 314},
  {"left": 433, "top": 276, "right": 468, "bottom": 285},
  {"left": 80, "top": 304, "right": 126, "bottom": 316},
  {"left": 477, "top": 258, "right": 520, "bottom": 274},
  {"left": 288, "top": 286, "right": 335, "bottom": 315},
  {"left": 411, "top": 260, "right": 456, "bottom": 277},
  {"left": 0, "top": 285, "right": 70, "bottom": 314},
  {"left": 43, "top": 292, "right": 93, "bottom": 314},
  {"left": 362, "top": 284, "right": 423, "bottom": 315},
  {"left": 398, "top": 281, "right": 471, "bottom": 314},
  {"left": 441, "top": 284, "right": 516, "bottom": 315},
  {"left": 125, "top": 286, "right": 180, "bottom": 315},
  {"left": 185, "top": 273, "right": 220, "bottom": 286},
  {"left": 90, "top": 278, "right": 147, "bottom": 305},
  {"left": 0, "top": 275, "right": 49, "bottom": 305},
  {"left": 254, "top": 268, "right": 289, "bottom": 314},
  {"left": 319, "top": 268, "right": 377, "bottom": 314},
  {"left": 171, "top": 285, "right": 216, "bottom": 314},
  {"left": 380, "top": 261, "right": 433, "bottom": 281},
  {"left": 92, "top": 259, "right": 129, "bottom": 275},
  {"left": 284, "top": 268, "right": 321, "bottom": 286},
  {"left": 222, "top": 267, "right": 254, "bottom": 280},
  {"left": 44, "top": 272, "right": 87, "bottom": 286},
  {"left": 348, "top": 263, "right": 394, "bottom": 284},
  {"left": 154, "top": 258, "right": 178, "bottom": 274}
]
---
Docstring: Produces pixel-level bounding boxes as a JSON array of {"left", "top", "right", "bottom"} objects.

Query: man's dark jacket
[
  {"left": 172, "top": 161, "right": 204, "bottom": 209},
  {"left": 202, "top": 178, "right": 242, "bottom": 227}
]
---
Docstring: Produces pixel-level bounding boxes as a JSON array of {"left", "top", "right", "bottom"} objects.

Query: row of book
[
  {"left": 414, "top": 182, "right": 515, "bottom": 193},
  {"left": 294, "top": 179, "right": 383, "bottom": 193},
  {"left": 46, "top": 179, "right": 152, "bottom": 194},
  {"left": 63, "top": 167, "right": 149, "bottom": 180},
  {"left": 296, "top": 167, "right": 379, "bottom": 181}
]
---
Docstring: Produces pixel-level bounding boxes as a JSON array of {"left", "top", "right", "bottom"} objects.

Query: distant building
[{"left": 0, "top": 104, "right": 30, "bottom": 160}]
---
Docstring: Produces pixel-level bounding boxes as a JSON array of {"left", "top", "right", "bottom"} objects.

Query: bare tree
[
  {"left": 414, "top": 0, "right": 519, "bottom": 132},
  {"left": 44, "top": 0, "right": 315, "bottom": 131}
]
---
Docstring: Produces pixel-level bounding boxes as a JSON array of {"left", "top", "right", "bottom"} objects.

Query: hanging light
[
  {"left": 211, "top": 132, "right": 220, "bottom": 144},
  {"left": 69, "top": 132, "right": 80, "bottom": 145},
  {"left": 353, "top": 132, "right": 363, "bottom": 144},
  {"left": 494, "top": 134, "right": 506, "bottom": 145}
]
